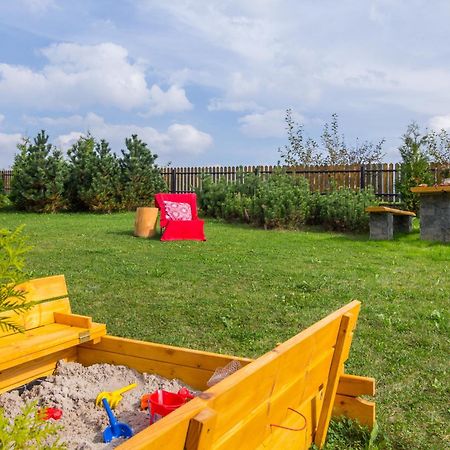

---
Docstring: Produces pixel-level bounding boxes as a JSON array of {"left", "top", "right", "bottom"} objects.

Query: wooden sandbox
[{"left": 0, "top": 275, "right": 375, "bottom": 449}]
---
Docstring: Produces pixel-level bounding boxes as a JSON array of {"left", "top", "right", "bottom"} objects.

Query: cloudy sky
[{"left": 0, "top": 0, "right": 449, "bottom": 168}]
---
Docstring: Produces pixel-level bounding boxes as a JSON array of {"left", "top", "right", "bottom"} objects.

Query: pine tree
[
  {"left": 67, "top": 136, "right": 121, "bottom": 212},
  {"left": 87, "top": 140, "right": 121, "bottom": 212},
  {"left": 66, "top": 135, "right": 96, "bottom": 211},
  {"left": 10, "top": 131, "right": 68, "bottom": 213},
  {"left": 120, "top": 134, "right": 166, "bottom": 210}
]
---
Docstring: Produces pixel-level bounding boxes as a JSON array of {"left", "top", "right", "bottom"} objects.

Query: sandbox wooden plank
[
  {"left": 0, "top": 347, "right": 78, "bottom": 394},
  {"left": 79, "top": 336, "right": 253, "bottom": 372}
]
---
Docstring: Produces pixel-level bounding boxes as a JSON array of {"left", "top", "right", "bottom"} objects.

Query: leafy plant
[
  {"left": 278, "top": 111, "right": 385, "bottom": 166},
  {"left": 309, "top": 185, "right": 377, "bottom": 232},
  {"left": 0, "top": 226, "right": 33, "bottom": 333},
  {"left": 0, "top": 401, "right": 66, "bottom": 449},
  {"left": 120, "top": 134, "right": 167, "bottom": 210},
  {"left": 10, "top": 131, "right": 68, "bottom": 213},
  {"left": 397, "top": 123, "right": 433, "bottom": 212}
]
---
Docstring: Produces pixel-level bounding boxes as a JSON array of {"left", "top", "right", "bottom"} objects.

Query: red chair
[{"left": 154, "top": 193, "right": 206, "bottom": 241}]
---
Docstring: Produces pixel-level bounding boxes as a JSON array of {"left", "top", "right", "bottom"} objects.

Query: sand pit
[{"left": 0, "top": 361, "right": 191, "bottom": 449}]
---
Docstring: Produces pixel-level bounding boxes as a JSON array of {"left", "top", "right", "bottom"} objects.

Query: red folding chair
[{"left": 154, "top": 193, "right": 206, "bottom": 241}]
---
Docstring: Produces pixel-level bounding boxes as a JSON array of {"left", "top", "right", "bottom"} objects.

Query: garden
[
  {"left": 0, "top": 210, "right": 448, "bottom": 449},
  {"left": 0, "top": 124, "right": 449, "bottom": 449}
]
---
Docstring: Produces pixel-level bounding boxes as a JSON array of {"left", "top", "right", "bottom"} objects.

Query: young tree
[
  {"left": 10, "top": 131, "right": 68, "bottom": 212},
  {"left": 321, "top": 114, "right": 385, "bottom": 165},
  {"left": 120, "top": 134, "right": 167, "bottom": 210},
  {"left": 426, "top": 128, "right": 450, "bottom": 165},
  {"left": 278, "top": 109, "right": 323, "bottom": 166},
  {"left": 66, "top": 136, "right": 121, "bottom": 212},
  {"left": 397, "top": 122, "right": 433, "bottom": 211},
  {"left": 88, "top": 139, "right": 122, "bottom": 212},
  {"left": 278, "top": 110, "right": 385, "bottom": 166},
  {"left": 66, "top": 135, "right": 96, "bottom": 211}
]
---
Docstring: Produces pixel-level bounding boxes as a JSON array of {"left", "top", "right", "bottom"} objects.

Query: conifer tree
[
  {"left": 10, "top": 131, "right": 68, "bottom": 212},
  {"left": 120, "top": 134, "right": 166, "bottom": 210},
  {"left": 66, "top": 135, "right": 96, "bottom": 211},
  {"left": 67, "top": 136, "right": 121, "bottom": 212}
]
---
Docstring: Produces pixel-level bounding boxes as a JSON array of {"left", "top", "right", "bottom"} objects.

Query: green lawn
[{"left": 1, "top": 211, "right": 449, "bottom": 449}]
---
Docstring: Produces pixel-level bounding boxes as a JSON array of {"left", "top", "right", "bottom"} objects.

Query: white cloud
[
  {"left": 50, "top": 113, "right": 213, "bottom": 159},
  {"left": 429, "top": 114, "right": 450, "bottom": 131},
  {"left": 239, "top": 109, "right": 287, "bottom": 138},
  {"left": 21, "top": 0, "right": 56, "bottom": 13},
  {"left": 0, "top": 115, "right": 4, "bottom": 125},
  {"left": 0, "top": 43, "right": 193, "bottom": 115},
  {"left": 239, "top": 109, "right": 306, "bottom": 138},
  {"left": 0, "top": 133, "right": 23, "bottom": 168},
  {"left": 146, "top": 85, "right": 193, "bottom": 115},
  {"left": 166, "top": 124, "right": 213, "bottom": 154}
]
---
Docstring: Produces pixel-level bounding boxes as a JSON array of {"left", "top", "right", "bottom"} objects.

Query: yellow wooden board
[
  {"left": 365, "top": 206, "right": 415, "bottom": 216},
  {"left": 410, "top": 185, "right": 450, "bottom": 193}
]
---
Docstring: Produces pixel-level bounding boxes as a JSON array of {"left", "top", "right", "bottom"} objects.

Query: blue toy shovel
[{"left": 102, "top": 398, "right": 133, "bottom": 443}]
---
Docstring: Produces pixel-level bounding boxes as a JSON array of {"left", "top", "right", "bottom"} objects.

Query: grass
[{"left": 1, "top": 210, "right": 449, "bottom": 449}]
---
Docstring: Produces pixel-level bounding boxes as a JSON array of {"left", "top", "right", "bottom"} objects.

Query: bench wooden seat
[
  {"left": 0, "top": 275, "right": 106, "bottom": 392},
  {"left": 366, "top": 206, "right": 415, "bottom": 240},
  {"left": 365, "top": 206, "right": 415, "bottom": 216}
]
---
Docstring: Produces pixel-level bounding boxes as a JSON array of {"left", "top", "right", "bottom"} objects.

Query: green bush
[
  {"left": 0, "top": 401, "right": 66, "bottom": 449},
  {"left": 120, "top": 134, "right": 167, "bottom": 210},
  {"left": 10, "top": 131, "right": 68, "bottom": 213},
  {"left": 67, "top": 136, "right": 121, "bottom": 212},
  {"left": 198, "top": 173, "right": 375, "bottom": 232},
  {"left": 309, "top": 186, "right": 376, "bottom": 232}
]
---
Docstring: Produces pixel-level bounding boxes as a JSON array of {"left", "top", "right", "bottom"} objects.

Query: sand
[{"left": 0, "top": 361, "right": 190, "bottom": 449}]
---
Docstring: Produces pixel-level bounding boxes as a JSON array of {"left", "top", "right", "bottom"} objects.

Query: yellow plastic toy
[{"left": 95, "top": 383, "right": 137, "bottom": 409}]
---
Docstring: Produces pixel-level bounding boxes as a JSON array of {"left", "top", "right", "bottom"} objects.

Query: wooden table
[{"left": 410, "top": 185, "right": 450, "bottom": 242}]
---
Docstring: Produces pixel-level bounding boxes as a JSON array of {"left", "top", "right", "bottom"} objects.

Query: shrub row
[
  {"left": 197, "top": 171, "right": 377, "bottom": 232},
  {"left": 10, "top": 131, "right": 166, "bottom": 213}
]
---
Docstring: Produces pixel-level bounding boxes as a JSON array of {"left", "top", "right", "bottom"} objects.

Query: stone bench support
[{"left": 366, "top": 206, "right": 416, "bottom": 240}]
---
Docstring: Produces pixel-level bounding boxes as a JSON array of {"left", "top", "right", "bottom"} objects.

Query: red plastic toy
[
  {"left": 140, "top": 388, "right": 194, "bottom": 423},
  {"left": 39, "top": 407, "right": 63, "bottom": 420}
]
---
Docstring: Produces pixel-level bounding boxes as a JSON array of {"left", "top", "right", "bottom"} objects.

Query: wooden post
[{"left": 134, "top": 207, "right": 158, "bottom": 238}]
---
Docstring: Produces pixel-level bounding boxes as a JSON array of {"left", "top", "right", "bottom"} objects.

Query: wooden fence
[
  {"left": 160, "top": 163, "right": 422, "bottom": 202},
  {"left": 1, "top": 163, "right": 447, "bottom": 202}
]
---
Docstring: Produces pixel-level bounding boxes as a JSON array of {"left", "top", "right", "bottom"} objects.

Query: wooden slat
[
  {"left": 337, "top": 374, "right": 375, "bottom": 397},
  {"left": 411, "top": 185, "right": 450, "bottom": 193},
  {"left": 0, "top": 322, "right": 106, "bottom": 371},
  {"left": 365, "top": 206, "right": 415, "bottom": 216},
  {"left": 314, "top": 314, "right": 353, "bottom": 448},
  {"left": 79, "top": 336, "right": 252, "bottom": 374},
  {"left": 332, "top": 394, "right": 376, "bottom": 428},
  {"left": 0, "top": 347, "right": 78, "bottom": 394},
  {"left": 54, "top": 312, "right": 92, "bottom": 328},
  {"left": 185, "top": 408, "right": 217, "bottom": 450}
]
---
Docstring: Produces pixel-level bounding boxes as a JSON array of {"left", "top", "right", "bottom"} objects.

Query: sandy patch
[{"left": 0, "top": 361, "right": 190, "bottom": 449}]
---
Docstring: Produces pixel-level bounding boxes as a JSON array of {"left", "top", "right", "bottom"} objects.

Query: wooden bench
[
  {"left": 0, "top": 275, "right": 106, "bottom": 392},
  {"left": 1, "top": 276, "right": 375, "bottom": 449},
  {"left": 366, "top": 206, "right": 416, "bottom": 240}
]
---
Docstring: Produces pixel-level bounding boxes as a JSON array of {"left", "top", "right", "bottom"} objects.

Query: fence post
[
  {"left": 360, "top": 165, "right": 366, "bottom": 190},
  {"left": 171, "top": 168, "right": 177, "bottom": 193}
]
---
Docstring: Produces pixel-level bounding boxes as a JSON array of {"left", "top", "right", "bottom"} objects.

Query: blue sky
[{"left": 0, "top": 0, "right": 449, "bottom": 168}]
